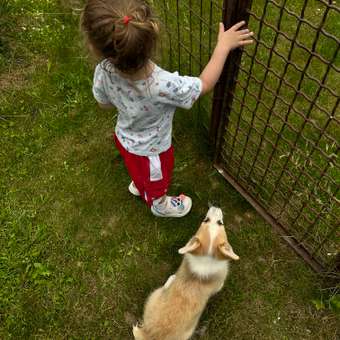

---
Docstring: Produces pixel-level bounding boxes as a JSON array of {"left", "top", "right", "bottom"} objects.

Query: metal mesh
[
  {"left": 215, "top": 0, "right": 339, "bottom": 274},
  {"left": 154, "top": 0, "right": 223, "bottom": 130},
  {"left": 155, "top": 0, "right": 339, "bottom": 275}
]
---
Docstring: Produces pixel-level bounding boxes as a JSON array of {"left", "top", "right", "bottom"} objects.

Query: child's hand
[
  {"left": 199, "top": 21, "right": 254, "bottom": 95},
  {"left": 217, "top": 21, "right": 254, "bottom": 53}
]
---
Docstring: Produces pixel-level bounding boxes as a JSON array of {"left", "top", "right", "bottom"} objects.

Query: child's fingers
[
  {"left": 240, "top": 32, "right": 254, "bottom": 39},
  {"left": 238, "top": 29, "right": 250, "bottom": 34},
  {"left": 239, "top": 39, "right": 253, "bottom": 46},
  {"left": 217, "top": 22, "right": 225, "bottom": 41},
  {"left": 231, "top": 20, "right": 246, "bottom": 31},
  {"left": 219, "top": 22, "right": 225, "bottom": 35}
]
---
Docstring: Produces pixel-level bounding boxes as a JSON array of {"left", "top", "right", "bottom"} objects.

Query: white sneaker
[
  {"left": 151, "top": 194, "right": 192, "bottom": 217},
  {"left": 128, "top": 181, "right": 140, "bottom": 196}
]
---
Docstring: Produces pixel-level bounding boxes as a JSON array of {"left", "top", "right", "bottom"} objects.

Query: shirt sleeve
[
  {"left": 158, "top": 72, "right": 202, "bottom": 110},
  {"left": 92, "top": 64, "right": 111, "bottom": 105}
]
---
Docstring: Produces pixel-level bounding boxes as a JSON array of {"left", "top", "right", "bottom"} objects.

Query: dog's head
[{"left": 178, "top": 207, "right": 239, "bottom": 261}]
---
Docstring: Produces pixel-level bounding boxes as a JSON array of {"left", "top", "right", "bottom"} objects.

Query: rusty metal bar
[
  {"left": 189, "top": 0, "right": 193, "bottom": 74},
  {"left": 209, "top": 0, "right": 253, "bottom": 152},
  {"left": 208, "top": 0, "right": 213, "bottom": 58},
  {"left": 198, "top": 0, "right": 203, "bottom": 115},
  {"left": 176, "top": 0, "right": 181, "bottom": 72},
  {"left": 226, "top": 0, "right": 269, "bottom": 166},
  {"left": 161, "top": 0, "right": 172, "bottom": 70}
]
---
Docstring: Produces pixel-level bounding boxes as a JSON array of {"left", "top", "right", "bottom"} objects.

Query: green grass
[{"left": 1, "top": 0, "right": 339, "bottom": 338}]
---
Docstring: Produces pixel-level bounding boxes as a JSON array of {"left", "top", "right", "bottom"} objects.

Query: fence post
[{"left": 210, "top": 0, "right": 253, "bottom": 163}]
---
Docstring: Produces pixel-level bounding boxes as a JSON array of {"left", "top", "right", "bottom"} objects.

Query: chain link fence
[{"left": 155, "top": 0, "right": 339, "bottom": 277}]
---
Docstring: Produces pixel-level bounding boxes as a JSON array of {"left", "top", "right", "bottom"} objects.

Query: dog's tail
[{"left": 132, "top": 324, "right": 147, "bottom": 340}]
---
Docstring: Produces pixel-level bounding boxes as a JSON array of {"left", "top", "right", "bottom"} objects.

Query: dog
[{"left": 133, "top": 206, "right": 239, "bottom": 340}]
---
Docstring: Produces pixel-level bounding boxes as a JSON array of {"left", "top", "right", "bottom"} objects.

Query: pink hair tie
[{"left": 123, "top": 15, "right": 132, "bottom": 26}]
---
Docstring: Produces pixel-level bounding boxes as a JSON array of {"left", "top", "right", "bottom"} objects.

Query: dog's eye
[
  {"left": 217, "top": 220, "right": 223, "bottom": 226},
  {"left": 203, "top": 217, "right": 210, "bottom": 223}
]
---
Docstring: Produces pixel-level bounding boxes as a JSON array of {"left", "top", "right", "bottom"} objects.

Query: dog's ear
[
  {"left": 178, "top": 236, "right": 201, "bottom": 254},
  {"left": 218, "top": 243, "right": 239, "bottom": 260}
]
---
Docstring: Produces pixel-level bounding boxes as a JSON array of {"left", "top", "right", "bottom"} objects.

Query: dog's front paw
[{"left": 133, "top": 324, "right": 145, "bottom": 340}]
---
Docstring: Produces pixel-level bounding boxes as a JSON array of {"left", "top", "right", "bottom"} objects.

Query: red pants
[{"left": 114, "top": 135, "right": 174, "bottom": 206}]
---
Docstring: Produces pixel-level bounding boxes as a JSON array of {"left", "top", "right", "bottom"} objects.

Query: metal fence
[
  {"left": 156, "top": 0, "right": 339, "bottom": 277},
  {"left": 155, "top": 0, "right": 224, "bottom": 130}
]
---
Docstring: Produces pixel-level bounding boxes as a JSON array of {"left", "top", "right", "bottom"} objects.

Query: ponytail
[{"left": 81, "top": 0, "right": 159, "bottom": 74}]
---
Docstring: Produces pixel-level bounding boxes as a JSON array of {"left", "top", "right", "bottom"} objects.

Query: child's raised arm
[{"left": 199, "top": 21, "right": 253, "bottom": 95}]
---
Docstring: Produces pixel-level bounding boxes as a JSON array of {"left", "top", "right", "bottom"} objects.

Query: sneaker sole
[
  {"left": 151, "top": 199, "right": 192, "bottom": 218},
  {"left": 128, "top": 182, "right": 140, "bottom": 196}
]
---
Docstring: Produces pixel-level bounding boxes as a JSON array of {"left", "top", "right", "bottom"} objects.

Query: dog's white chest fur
[{"left": 186, "top": 253, "right": 229, "bottom": 278}]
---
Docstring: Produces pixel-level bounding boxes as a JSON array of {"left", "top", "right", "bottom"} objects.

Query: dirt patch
[
  {"left": 124, "top": 311, "right": 137, "bottom": 326},
  {"left": 0, "top": 58, "right": 46, "bottom": 91},
  {"left": 234, "top": 214, "right": 244, "bottom": 225},
  {"left": 244, "top": 210, "right": 255, "bottom": 220},
  {"left": 100, "top": 215, "right": 120, "bottom": 237},
  {"left": 46, "top": 135, "right": 82, "bottom": 161}
]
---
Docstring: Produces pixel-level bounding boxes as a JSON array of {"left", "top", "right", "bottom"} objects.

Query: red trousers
[{"left": 114, "top": 135, "right": 174, "bottom": 206}]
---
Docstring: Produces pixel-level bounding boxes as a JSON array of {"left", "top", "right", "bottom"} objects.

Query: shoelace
[{"left": 170, "top": 194, "right": 185, "bottom": 208}]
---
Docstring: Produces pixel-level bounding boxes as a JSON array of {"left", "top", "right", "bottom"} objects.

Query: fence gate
[
  {"left": 155, "top": 0, "right": 339, "bottom": 276},
  {"left": 210, "top": 0, "right": 339, "bottom": 277}
]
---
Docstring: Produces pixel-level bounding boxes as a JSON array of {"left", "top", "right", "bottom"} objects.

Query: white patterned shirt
[{"left": 92, "top": 61, "right": 202, "bottom": 156}]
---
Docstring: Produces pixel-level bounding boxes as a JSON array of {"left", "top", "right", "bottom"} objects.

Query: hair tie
[{"left": 123, "top": 15, "right": 132, "bottom": 26}]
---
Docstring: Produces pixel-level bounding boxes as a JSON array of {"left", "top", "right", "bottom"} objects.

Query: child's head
[{"left": 81, "top": 0, "right": 159, "bottom": 74}]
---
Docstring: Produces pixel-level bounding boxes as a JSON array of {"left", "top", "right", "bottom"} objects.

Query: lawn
[{"left": 0, "top": 0, "right": 339, "bottom": 339}]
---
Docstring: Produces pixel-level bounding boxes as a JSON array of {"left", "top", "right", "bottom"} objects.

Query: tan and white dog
[{"left": 133, "top": 206, "right": 239, "bottom": 340}]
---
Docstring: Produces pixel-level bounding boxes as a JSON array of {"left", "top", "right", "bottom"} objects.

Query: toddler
[{"left": 81, "top": 0, "right": 253, "bottom": 217}]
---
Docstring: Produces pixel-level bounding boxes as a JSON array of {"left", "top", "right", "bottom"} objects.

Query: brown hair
[{"left": 81, "top": 0, "right": 159, "bottom": 74}]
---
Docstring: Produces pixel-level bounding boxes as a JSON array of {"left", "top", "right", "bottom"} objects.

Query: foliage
[{"left": 1, "top": 0, "right": 339, "bottom": 338}]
